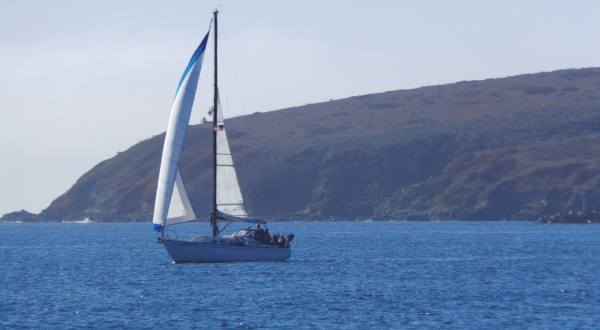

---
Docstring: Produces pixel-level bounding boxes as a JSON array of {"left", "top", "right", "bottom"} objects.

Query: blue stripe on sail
[
  {"left": 152, "top": 223, "right": 164, "bottom": 232},
  {"left": 175, "top": 29, "right": 211, "bottom": 96}
]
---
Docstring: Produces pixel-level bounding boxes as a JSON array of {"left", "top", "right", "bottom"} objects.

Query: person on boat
[
  {"left": 274, "top": 234, "right": 286, "bottom": 247},
  {"left": 264, "top": 227, "right": 271, "bottom": 244},
  {"left": 253, "top": 223, "right": 271, "bottom": 244}
]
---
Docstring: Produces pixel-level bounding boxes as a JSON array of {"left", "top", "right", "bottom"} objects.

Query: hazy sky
[{"left": 1, "top": 0, "right": 600, "bottom": 216}]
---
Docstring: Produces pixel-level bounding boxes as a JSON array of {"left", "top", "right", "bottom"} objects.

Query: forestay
[{"left": 152, "top": 30, "right": 210, "bottom": 230}]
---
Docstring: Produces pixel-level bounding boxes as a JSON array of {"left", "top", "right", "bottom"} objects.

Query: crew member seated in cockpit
[{"left": 254, "top": 224, "right": 271, "bottom": 244}]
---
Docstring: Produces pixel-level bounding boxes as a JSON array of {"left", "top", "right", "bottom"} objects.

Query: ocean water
[{"left": 1, "top": 221, "right": 600, "bottom": 329}]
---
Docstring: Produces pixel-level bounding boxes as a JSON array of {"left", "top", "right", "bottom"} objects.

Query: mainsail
[
  {"left": 215, "top": 99, "right": 248, "bottom": 218},
  {"left": 152, "top": 30, "right": 210, "bottom": 231}
]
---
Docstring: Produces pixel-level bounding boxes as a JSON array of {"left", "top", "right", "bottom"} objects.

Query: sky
[{"left": 1, "top": 0, "right": 600, "bottom": 216}]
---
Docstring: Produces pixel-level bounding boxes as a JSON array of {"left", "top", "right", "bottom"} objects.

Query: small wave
[{"left": 62, "top": 218, "right": 94, "bottom": 224}]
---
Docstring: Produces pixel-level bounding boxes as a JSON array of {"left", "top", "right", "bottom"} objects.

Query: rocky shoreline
[
  {"left": 535, "top": 210, "right": 600, "bottom": 224},
  {"left": 0, "top": 210, "right": 37, "bottom": 222},
  {"left": 6, "top": 68, "right": 600, "bottom": 223},
  {"left": 3, "top": 209, "right": 600, "bottom": 224}
]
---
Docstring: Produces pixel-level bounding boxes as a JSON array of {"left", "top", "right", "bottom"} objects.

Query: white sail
[
  {"left": 216, "top": 102, "right": 248, "bottom": 217},
  {"left": 166, "top": 169, "right": 196, "bottom": 223},
  {"left": 153, "top": 31, "right": 210, "bottom": 230}
]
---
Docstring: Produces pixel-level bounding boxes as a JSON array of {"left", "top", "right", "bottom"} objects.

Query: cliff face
[{"left": 22, "top": 68, "right": 600, "bottom": 221}]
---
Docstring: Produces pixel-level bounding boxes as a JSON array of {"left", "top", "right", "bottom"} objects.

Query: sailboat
[{"left": 152, "top": 10, "right": 293, "bottom": 263}]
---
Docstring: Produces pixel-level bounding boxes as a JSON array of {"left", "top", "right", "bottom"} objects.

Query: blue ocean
[{"left": 1, "top": 221, "right": 599, "bottom": 329}]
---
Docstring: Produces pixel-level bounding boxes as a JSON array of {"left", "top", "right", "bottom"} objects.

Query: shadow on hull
[{"left": 161, "top": 238, "right": 292, "bottom": 263}]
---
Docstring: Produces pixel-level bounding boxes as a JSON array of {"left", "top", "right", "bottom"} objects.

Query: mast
[{"left": 211, "top": 9, "right": 219, "bottom": 238}]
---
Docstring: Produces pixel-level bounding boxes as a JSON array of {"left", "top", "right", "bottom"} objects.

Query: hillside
[{"left": 6, "top": 68, "right": 600, "bottom": 222}]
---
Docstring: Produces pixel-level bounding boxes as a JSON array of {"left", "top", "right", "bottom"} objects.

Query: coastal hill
[{"left": 6, "top": 68, "right": 600, "bottom": 222}]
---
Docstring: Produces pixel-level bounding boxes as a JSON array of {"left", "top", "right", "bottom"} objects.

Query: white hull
[
  {"left": 152, "top": 15, "right": 295, "bottom": 262},
  {"left": 160, "top": 237, "right": 291, "bottom": 263}
]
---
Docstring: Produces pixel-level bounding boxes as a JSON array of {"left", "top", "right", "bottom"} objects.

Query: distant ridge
[{"left": 6, "top": 67, "right": 600, "bottom": 222}]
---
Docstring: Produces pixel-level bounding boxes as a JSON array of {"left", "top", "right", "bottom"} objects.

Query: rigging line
[
  {"left": 214, "top": 45, "right": 232, "bottom": 121},
  {"left": 220, "top": 221, "right": 233, "bottom": 233},
  {"left": 218, "top": 74, "right": 231, "bottom": 118},
  {"left": 216, "top": 89, "right": 224, "bottom": 119},
  {"left": 216, "top": 90, "right": 226, "bottom": 123},
  {"left": 221, "top": 19, "right": 249, "bottom": 115}
]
